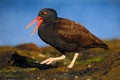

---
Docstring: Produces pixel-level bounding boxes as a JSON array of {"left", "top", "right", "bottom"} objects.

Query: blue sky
[{"left": 0, "top": 0, "right": 120, "bottom": 46}]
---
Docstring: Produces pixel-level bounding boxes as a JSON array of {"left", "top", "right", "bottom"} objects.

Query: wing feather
[{"left": 54, "top": 18, "right": 103, "bottom": 47}]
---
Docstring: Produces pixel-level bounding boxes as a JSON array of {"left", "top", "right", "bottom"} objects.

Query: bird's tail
[{"left": 99, "top": 44, "right": 109, "bottom": 50}]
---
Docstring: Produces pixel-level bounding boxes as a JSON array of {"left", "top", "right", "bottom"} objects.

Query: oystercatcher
[{"left": 26, "top": 8, "right": 109, "bottom": 68}]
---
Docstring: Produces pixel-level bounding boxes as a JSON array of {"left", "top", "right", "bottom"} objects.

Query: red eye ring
[{"left": 42, "top": 11, "right": 48, "bottom": 15}]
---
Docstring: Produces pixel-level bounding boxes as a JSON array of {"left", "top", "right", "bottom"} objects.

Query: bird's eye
[{"left": 42, "top": 11, "right": 48, "bottom": 15}]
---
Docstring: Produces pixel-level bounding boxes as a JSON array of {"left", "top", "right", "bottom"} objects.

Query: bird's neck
[
  {"left": 38, "top": 22, "right": 54, "bottom": 36},
  {"left": 43, "top": 16, "right": 57, "bottom": 23}
]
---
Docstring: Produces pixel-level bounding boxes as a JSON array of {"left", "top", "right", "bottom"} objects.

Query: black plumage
[{"left": 37, "top": 8, "right": 109, "bottom": 54}]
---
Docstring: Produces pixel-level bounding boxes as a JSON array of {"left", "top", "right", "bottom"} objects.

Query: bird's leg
[
  {"left": 67, "top": 53, "right": 79, "bottom": 68},
  {"left": 40, "top": 55, "right": 66, "bottom": 65}
]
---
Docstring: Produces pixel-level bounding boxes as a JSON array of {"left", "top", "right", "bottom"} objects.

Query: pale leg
[
  {"left": 40, "top": 55, "right": 66, "bottom": 65},
  {"left": 67, "top": 53, "right": 79, "bottom": 68}
]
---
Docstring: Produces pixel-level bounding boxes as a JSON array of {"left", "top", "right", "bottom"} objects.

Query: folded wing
[{"left": 54, "top": 18, "right": 108, "bottom": 49}]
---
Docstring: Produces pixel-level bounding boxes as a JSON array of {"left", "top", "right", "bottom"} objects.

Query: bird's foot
[
  {"left": 40, "top": 55, "right": 66, "bottom": 65},
  {"left": 40, "top": 58, "right": 55, "bottom": 65},
  {"left": 67, "top": 64, "right": 74, "bottom": 69}
]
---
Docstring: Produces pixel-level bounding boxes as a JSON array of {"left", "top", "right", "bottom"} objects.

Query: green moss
[
  {"left": 0, "top": 68, "right": 17, "bottom": 75},
  {"left": 85, "top": 56, "right": 103, "bottom": 64}
]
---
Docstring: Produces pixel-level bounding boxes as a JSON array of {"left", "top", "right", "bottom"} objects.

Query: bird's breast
[{"left": 38, "top": 23, "right": 55, "bottom": 44}]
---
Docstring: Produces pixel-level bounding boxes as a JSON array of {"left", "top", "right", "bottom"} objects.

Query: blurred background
[{"left": 0, "top": 0, "right": 120, "bottom": 46}]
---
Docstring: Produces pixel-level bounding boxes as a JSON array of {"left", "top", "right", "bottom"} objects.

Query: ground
[{"left": 0, "top": 39, "right": 120, "bottom": 80}]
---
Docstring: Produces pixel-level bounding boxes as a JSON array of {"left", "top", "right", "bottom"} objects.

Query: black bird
[{"left": 26, "top": 8, "right": 109, "bottom": 68}]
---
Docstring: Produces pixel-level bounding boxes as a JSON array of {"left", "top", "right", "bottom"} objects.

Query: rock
[
  {"left": 0, "top": 40, "right": 120, "bottom": 80},
  {"left": 0, "top": 51, "right": 13, "bottom": 69}
]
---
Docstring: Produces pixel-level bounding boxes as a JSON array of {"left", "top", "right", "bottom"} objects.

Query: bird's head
[{"left": 26, "top": 8, "right": 57, "bottom": 36}]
